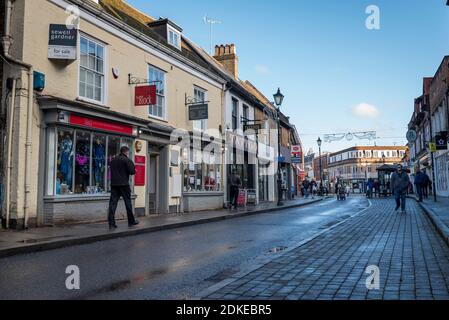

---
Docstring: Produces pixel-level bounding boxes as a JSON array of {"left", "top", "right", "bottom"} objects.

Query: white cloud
[
  {"left": 352, "top": 103, "right": 380, "bottom": 118},
  {"left": 254, "top": 64, "right": 270, "bottom": 75}
]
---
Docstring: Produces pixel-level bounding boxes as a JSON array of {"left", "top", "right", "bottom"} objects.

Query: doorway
[{"left": 148, "top": 154, "right": 159, "bottom": 214}]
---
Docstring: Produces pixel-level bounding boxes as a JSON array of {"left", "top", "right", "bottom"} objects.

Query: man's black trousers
[{"left": 108, "top": 186, "right": 136, "bottom": 226}]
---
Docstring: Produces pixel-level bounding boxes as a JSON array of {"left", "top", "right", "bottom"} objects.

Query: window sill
[
  {"left": 183, "top": 191, "right": 224, "bottom": 196},
  {"left": 76, "top": 97, "right": 109, "bottom": 109},
  {"left": 44, "top": 194, "right": 137, "bottom": 202},
  {"left": 148, "top": 115, "right": 168, "bottom": 123}
]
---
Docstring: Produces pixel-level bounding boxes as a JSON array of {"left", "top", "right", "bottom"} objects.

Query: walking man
[
  {"left": 422, "top": 170, "right": 430, "bottom": 199},
  {"left": 414, "top": 169, "right": 424, "bottom": 202},
  {"left": 229, "top": 170, "right": 241, "bottom": 210},
  {"left": 108, "top": 146, "right": 139, "bottom": 230},
  {"left": 391, "top": 165, "right": 410, "bottom": 213}
]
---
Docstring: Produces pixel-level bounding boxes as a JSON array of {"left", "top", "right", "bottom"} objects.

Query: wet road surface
[{"left": 0, "top": 196, "right": 368, "bottom": 300}]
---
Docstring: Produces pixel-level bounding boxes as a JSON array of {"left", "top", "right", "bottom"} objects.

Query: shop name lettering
[
  {"left": 50, "top": 30, "right": 76, "bottom": 41},
  {"left": 135, "top": 95, "right": 153, "bottom": 105}
]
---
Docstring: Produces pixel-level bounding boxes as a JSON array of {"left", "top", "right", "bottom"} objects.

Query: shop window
[
  {"left": 148, "top": 66, "right": 166, "bottom": 119},
  {"left": 75, "top": 131, "right": 91, "bottom": 194},
  {"left": 92, "top": 134, "right": 106, "bottom": 192},
  {"left": 56, "top": 129, "right": 74, "bottom": 195},
  {"left": 182, "top": 149, "right": 222, "bottom": 192},
  {"left": 79, "top": 36, "right": 105, "bottom": 103},
  {"left": 49, "top": 127, "right": 134, "bottom": 196}
]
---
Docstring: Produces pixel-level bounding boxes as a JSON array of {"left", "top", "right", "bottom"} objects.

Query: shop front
[
  {"left": 226, "top": 133, "right": 257, "bottom": 207},
  {"left": 181, "top": 135, "right": 224, "bottom": 212},
  {"left": 38, "top": 97, "right": 152, "bottom": 225},
  {"left": 257, "top": 142, "right": 275, "bottom": 203}
]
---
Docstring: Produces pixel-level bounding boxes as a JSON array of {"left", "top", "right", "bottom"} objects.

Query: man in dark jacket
[
  {"left": 422, "top": 170, "right": 430, "bottom": 199},
  {"left": 229, "top": 170, "right": 242, "bottom": 210},
  {"left": 414, "top": 169, "right": 425, "bottom": 202},
  {"left": 391, "top": 165, "right": 410, "bottom": 213},
  {"left": 108, "top": 146, "right": 139, "bottom": 229}
]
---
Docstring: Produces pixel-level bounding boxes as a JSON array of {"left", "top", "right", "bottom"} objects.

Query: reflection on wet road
[{"left": 0, "top": 196, "right": 369, "bottom": 300}]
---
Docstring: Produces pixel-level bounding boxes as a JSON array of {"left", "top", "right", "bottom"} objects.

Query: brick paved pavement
[{"left": 201, "top": 199, "right": 449, "bottom": 300}]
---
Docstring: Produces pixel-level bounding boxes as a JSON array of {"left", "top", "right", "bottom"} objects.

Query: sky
[{"left": 127, "top": 0, "right": 449, "bottom": 154}]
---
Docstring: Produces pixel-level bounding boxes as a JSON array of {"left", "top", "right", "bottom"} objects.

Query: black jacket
[{"left": 110, "top": 153, "right": 136, "bottom": 187}]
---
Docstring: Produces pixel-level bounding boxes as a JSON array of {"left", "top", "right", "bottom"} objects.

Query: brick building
[{"left": 328, "top": 146, "right": 407, "bottom": 194}]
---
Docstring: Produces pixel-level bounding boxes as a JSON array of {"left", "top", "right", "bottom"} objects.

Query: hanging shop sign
[
  {"left": 135, "top": 85, "right": 157, "bottom": 106},
  {"left": 70, "top": 115, "right": 134, "bottom": 136},
  {"left": 48, "top": 24, "right": 78, "bottom": 60},
  {"left": 134, "top": 155, "right": 146, "bottom": 187},
  {"left": 189, "top": 104, "right": 209, "bottom": 121},
  {"left": 291, "top": 145, "right": 302, "bottom": 164},
  {"left": 243, "top": 124, "right": 262, "bottom": 132},
  {"left": 435, "top": 132, "right": 448, "bottom": 151}
]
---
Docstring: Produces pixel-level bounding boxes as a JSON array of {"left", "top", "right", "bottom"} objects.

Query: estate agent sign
[{"left": 48, "top": 24, "right": 78, "bottom": 60}]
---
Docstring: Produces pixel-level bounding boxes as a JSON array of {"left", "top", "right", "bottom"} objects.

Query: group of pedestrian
[
  {"left": 413, "top": 168, "right": 431, "bottom": 202},
  {"left": 301, "top": 179, "right": 318, "bottom": 199},
  {"left": 366, "top": 179, "right": 381, "bottom": 198}
]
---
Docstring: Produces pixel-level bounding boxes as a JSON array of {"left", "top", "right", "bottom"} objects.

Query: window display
[
  {"left": 57, "top": 129, "right": 74, "bottom": 195},
  {"left": 75, "top": 131, "right": 91, "bottom": 194},
  {"left": 182, "top": 148, "right": 222, "bottom": 192},
  {"left": 48, "top": 127, "right": 135, "bottom": 196},
  {"left": 93, "top": 134, "right": 106, "bottom": 192}
]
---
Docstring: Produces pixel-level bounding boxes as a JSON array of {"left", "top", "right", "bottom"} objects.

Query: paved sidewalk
[
  {"left": 417, "top": 197, "right": 449, "bottom": 246},
  {"left": 198, "top": 198, "right": 449, "bottom": 300},
  {"left": 0, "top": 197, "right": 324, "bottom": 258}
]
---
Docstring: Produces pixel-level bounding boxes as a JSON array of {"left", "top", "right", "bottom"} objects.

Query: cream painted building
[{"left": 0, "top": 0, "right": 229, "bottom": 228}]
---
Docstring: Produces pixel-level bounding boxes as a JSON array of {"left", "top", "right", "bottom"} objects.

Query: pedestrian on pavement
[
  {"left": 345, "top": 184, "right": 351, "bottom": 197},
  {"left": 391, "top": 164, "right": 410, "bottom": 213},
  {"left": 374, "top": 179, "right": 380, "bottom": 198},
  {"left": 303, "top": 179, "right": 310, "bottom": 199},
  {"left": 367, "top": 179, "right": 374, "bottom": 199},
  {"left": 414, "top": 169, "right": 425, "bottom": 202},
  {"left": 108, "top": 146, "right": 139, "bottom": 230},
  {"left": 229, "top": 170, "right": 242, "bottom": 210},
  {"left": 422, "top": 170, "right": 430, "bottom": 199}
]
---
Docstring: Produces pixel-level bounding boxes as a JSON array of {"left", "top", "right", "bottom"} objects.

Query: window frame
[
  {"left": 193, "top": 85, "right": 208, "bottom": 132},
  {"left": 48, "top": 126, "right": 135, "bottom": 197},
  {"left": 148, "top": 64, "right": 167, "bottom": 121},
  {"left": 78, "top": 33, "right": 107, "bottom": 106},
  {"left": 167, "top": 25, "right": 182, "bottom": 50}
]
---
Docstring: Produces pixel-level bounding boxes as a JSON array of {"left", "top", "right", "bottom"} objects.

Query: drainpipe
[
  {"left": 5, "top": 78, "right": 16, "bottom": 229},
  {"left": 2, "top": 0, "right": 34, "bottom": 229}
]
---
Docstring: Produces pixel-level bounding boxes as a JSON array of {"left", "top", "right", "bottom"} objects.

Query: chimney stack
[{"left": 213, "top": 44, "right": 239, "bottom": 78}]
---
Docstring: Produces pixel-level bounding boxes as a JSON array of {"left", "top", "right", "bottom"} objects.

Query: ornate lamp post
[
  {"left": 317, "top": 137, "right": 323, "bottom": 195},
  {"left": 273, "top": 88, "right": 284, "bottom": 206}
]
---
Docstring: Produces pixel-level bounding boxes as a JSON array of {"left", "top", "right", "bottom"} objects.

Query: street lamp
[
  {"left": 274, "top": 88, "right": 284, "bottom": 206},
  {"left": 317, "top": 137, "right": 323, "bottom": 195}
]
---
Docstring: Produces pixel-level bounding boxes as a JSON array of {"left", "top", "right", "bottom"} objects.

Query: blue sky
[{"left": 127, "top": 0, "right": 449, "bottom": 153}]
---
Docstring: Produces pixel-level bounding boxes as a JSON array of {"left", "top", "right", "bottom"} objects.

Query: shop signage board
[
  {"left": 243, "top": 124, "right": 261, "bottom": 132},
  {"left": 70, "top": 115, "right": 134, "bottom": 136},
  {"left": 435, "top": 132, "right": 448, "bottom": 151},
  {"left": 135, "top": 85, "right": 157, "bottom": 106},
  {"left": 48, "top": 24, "right": 77, "bottom": 60},
  {"left": 291, "top": 145, "right": 302, "bottom": 163},
  {"left": 237, "top": 189, "right": 246, "bottom": 207},
  {"left": 135, "top": 155, "right": 146, "bottom": 187},
  {"left": 246, "top": 189, "right": 257, "bottom": 205},
  {"left": 189, "top": 104, "right": 208, "bottom": 121}
]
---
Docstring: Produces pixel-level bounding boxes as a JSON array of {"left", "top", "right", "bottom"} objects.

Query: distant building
[{"left": 328, "top": 146, "right": 407, "bottom": 193}]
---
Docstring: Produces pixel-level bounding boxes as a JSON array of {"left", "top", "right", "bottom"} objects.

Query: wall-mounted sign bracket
[{"left": 128, "top": 73, "right": 162, "bottom": 86}]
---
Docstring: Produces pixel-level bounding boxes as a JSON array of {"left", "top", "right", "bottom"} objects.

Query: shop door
[{"left": 148, "top": 155, "right": 159, "bottom": 214}]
